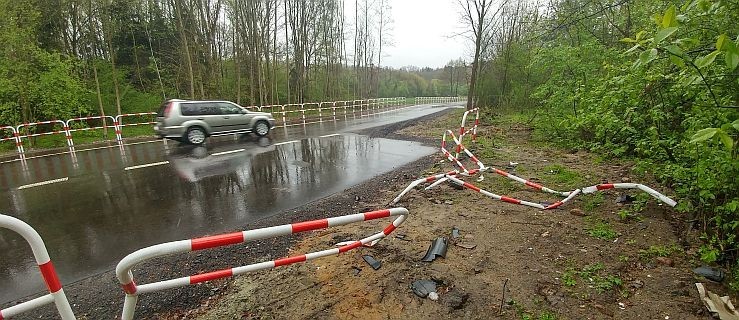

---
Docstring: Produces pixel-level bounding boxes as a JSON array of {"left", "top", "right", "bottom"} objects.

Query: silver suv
[{"left": 154, "top": 99, "right": 276, "bottom": 145}]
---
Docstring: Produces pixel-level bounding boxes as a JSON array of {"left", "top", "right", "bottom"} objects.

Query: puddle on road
[{"left": 0, "top": 134, "right": 435, "bottom": 304}]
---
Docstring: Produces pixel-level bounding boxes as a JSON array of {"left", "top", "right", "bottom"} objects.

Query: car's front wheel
[
  {"left": 185, "top": 126, "right": 206, "bottom": 145},
  {"left": 253, "top": 120, "right": 270, "bottom": 137}
]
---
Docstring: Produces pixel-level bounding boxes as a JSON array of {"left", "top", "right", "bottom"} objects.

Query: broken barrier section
[
  {"left": 116, "top": 207, "right": 409, "bottom": 320},
  {"left": 456, "top": 108, "right": 479, "bottom": 157},
  {"left": 0, "top": 214, "right": 75, "bottom": 320}
]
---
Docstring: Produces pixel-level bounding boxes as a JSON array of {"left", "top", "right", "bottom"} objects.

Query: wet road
[{"left": 0, "top": 103, "right": 457, "bottom": 304}]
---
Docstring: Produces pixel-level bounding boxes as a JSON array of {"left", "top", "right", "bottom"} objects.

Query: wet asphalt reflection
[{"left": 0, "top": 104, "right": 453, "bottom": 304}]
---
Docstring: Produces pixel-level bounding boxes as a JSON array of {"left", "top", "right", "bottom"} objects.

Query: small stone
[
  {"left": 656, "top": 257, "right": 674, "bottom": 267},
  {"left": 444, "top": 292, "right": 469, "bottom": 309},
  {"left": 428, "top": 292, "right": 439, "bottom": 301},
  {"left": 473, "top": 267, "right": 483, "bottom": 274},
  {"left": 621, "top": 177, "right": 631, "bottom": 183},
  {"left": 630, "top": 280, "right": 644, "bottom": 289},
  {"left": 444, "top": 200, "right": 454, "bottom": 205},
  {"left": 541, "top": 231, "right": 550, "bottom": 238},
  {"left": 570, "top": 208, "right": 587, "bottom": 216}
]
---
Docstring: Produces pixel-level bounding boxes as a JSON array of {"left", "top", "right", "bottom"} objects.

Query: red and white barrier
[
  {"left": 15, "top": 120, "right": 72, "bottom": 150},
  {"left": 0, "top": 214, "right": 75, "bottom": 320},
  {"left": 0, "top": 126, "right": 23, "bottom": 154},
  {"left": 115, "top": 207, "right": 409, "bottom": 320},
  {"left": 65, "top": 115, "right": 118, "bottom": 147},
  {"left": 391, "top": 108, "right": 677, "bottom": 211},
  {"left": 456, "top": 108, "right": 479, "bottom": 156},
  {"left": 115, "top": 112, "right": 157, "bottom": 142}
]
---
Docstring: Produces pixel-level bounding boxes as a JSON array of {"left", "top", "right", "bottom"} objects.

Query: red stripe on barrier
[
  {"left": 545, "top": 201, "right": 563, "bottom": 210},
  {"left": 525, "top": 181, "right": 543, "bottom": 190},
  {"left": 596, "top": 184, "right": 614, "bottom": 190},
  {"left": 363, "top": 209, "right": 391, "bottom": 220},
  {"left": 426, "top": 176, "right": 437, "bottom": 182},
  {"left": 338, "top": 241, "right": 363, "bottom": 253},
  {"left": 383, "top": 224, "right": 397, "bottom": 235},
  {"left": 463, "top": 182, "right": 480, "bottom": 192},
  {"left": 501, "top": 196, "right": 521, "bottom": 204},
  {"left": 38, "top": 261, "right": 62, "bottom": 293},
  {"left": 191, "top": 232, "right": 245, "bottom": 251},
  {"left": 291, "top": 219, "right": 329, "bottom": 233},
  {"left": 122, "top": 281, "right": 137, "bottom": 294},
  {"left": 494, "top": 168, "right": 508, "bottom": 176},
  {"left": 1, "top": 309, "right": 4, "bottom": 320},
  {"left": 190, "top": 268, "right": 233, "bottom": 284},
  {"left": 274, "top": 254, "right": 307, "bottom": 267}
]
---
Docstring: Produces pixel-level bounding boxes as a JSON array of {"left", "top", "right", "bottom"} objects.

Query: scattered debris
[
  {"left": 395, "top": 233, "right": 411, "bottom": 241},
  {"left": 569, "top": 208, "right": 587, "bottom": 216},
  {"left": 354, "top": 195, "right": 361, "bottom": 201},
  {"left": 421, "top": 238, "right": 448, "bottom": 262},
  {"left": 452, "top": 227, "right": 461, "bottom": 239},
  {"left": 655, "top": 257, "right": 674, "bottom": 267},
  {"left": 444, "top": 291, "right": 469, "bottom": 310},
  {"left": 410, "top": 280, "right": 437, "bottom": 298},
  {"left": 362, "top": 255, "right": 382, "bottom": 270},
  {"left": 428, "top": 292, "right": 439, "bottom": 301},
  {"left": 351, "top": 266, "right": 362, "bottom": 276},
  {"left": 630, "top": 280, "right": 644, "bottom": 289},
  {"left": 618, "top": 302, "right": 626, "bottom": 310},
  {"left": 444, "top": 200, "right": 454, "bottom": 205},
  {"left": 540, "top": 231, "right": 550, "bottom": 238},
  {"left": 616, "top": 194, "right": 636, "bottom": 204},
  {"left": 454, "top": 243, "right": 477, "bottom": 250},
  {"left": 694, "top": 266, "right": 725, "bottom": 282},
  {"left": 695, "top": 283, "right": 739, "bottom": 320},
  {"left": 476, "top": 175, "right": 484, "bottom": 182}
]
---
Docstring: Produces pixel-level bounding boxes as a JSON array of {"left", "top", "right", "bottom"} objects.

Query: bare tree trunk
[{"left": 174, "top": 0, "right": 195, "bottom": 99}]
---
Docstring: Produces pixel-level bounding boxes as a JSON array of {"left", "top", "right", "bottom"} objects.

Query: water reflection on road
[{"left": 0, "top": 133, "right": 436, "bottom": 304}]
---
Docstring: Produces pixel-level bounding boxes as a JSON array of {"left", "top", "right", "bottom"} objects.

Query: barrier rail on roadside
[
  {"left": 0, "top": 214, "right": 75, "bottom": 320},
  {"left": 115, "top": 207, "right": 409, "bottom": 320},
  {"left": 390, "top": 107, "right": 677, "bottom": 211},
  {"left": 0, "top": 96, "right": 470, "bottom": 159}
]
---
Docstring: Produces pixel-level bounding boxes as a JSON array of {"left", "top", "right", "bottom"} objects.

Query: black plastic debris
[
  {"left": 452, "top": 227, "right": 461, "bottom": 239},
  {"left": 410, "top": 280, "right": 437, "bottom": 298},
  {"left": 693, "top": 266, "right": 725, "bottom": 282},
  {"left": 362, "top": 255, "right": 382, "bottom": 270},
  {"left": 422, "top": 237, "right": 448, "bottom": 262},
  {"left": 616, "top": 194, "right": 636, "bottom": 204},
  {"left": 395, "top": 233, "right": 411, "bottom": 241}
]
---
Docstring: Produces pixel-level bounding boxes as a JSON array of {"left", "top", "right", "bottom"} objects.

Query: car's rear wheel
[
  {"left": 186, "top": 126, "right": 206, "bottom": 145},
  {"left": 254, "top": 120, "right": 270, "bottom": 137}
]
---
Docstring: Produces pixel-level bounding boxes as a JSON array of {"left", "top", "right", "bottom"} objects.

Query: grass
[
  {"left": 560, "top": 262, "right": 623, "bottom": 294},
  {"left": 539, "top": 164, "right": 584, "bottom": 189},
  {"left": 586, "top": 220, "right": 618, "bottom": 241},
  {"left": 638, "top": 244, "right": 682, "bottom": 261},
  {"left": 583, "top": 193, "right": 605, "bottom": 212}
]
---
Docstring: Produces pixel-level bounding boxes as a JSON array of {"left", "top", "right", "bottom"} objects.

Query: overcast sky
[{"left": 381, "top": 0, "right": 470, "bottom": 69}]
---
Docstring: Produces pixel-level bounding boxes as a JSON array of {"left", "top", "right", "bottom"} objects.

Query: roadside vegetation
[
  {"left": 0, "top": 0, "right": 468, "bottom": 149},
  {"left": 464, "top": 0, "right": 738, "bottom": 289}
]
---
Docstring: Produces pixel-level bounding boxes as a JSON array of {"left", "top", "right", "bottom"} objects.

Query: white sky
[{"left": 379, "top": 0, "right": 470, "bottom": 69}]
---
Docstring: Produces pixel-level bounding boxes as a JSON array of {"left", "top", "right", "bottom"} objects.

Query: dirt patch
[{"left": 176, "top": 111, "right": 716, "bottom": 319}]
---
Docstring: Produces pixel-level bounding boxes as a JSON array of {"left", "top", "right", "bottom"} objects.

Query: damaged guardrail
[
  {"left": 0, "top": 214, "right": 75, "bottom": 320},
  {"left": 391, "top": 108, "right": 677, "bottom": 209},
  {"left": 115, "top": 207, "right": 409, "bottom": 320}
]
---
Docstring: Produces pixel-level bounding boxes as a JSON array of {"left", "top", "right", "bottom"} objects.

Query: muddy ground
[
  {"left": 9, "top": 109, "right": 729, "bottom": 319},
  {"left": 148, "top": 110, "right": 731, "bottom": 319}
]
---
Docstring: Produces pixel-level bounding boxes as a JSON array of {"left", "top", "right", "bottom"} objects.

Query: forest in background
[
  {"left": 462, "top": 0, "right": 738, "bottom": 285},
  {"left": 0, "top": 0, "right": 468, "bottom": 127}
]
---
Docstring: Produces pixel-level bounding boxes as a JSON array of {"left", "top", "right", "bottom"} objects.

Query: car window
[
  {"left": 180, "top": 103, "right": 199, "bottom": 116},
  {"left": 198, "top": 103, "right": 222, "bottom": 115},
  {"left": 218, "top": 103, "right": 243, "bottom": 115}
]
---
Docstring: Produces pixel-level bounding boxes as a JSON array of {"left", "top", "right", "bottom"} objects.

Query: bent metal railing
[
  {"left": 0, "top": 214, "right": 75, "bottom": 320},
  {"left": 115, "top": 207, "right": 409, "bottom": 320}
]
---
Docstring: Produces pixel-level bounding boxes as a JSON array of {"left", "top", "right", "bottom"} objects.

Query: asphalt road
[{"left": 0, "top": 103, "right": 459, "bottom": 305}]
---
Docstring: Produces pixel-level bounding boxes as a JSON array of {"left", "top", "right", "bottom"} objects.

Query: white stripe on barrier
[
  {"left": 124, "top": 161, "right": 170, "bottom": 171},
  {"left": 17, "top": 177, "right": 69, "bottom": 190}
]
